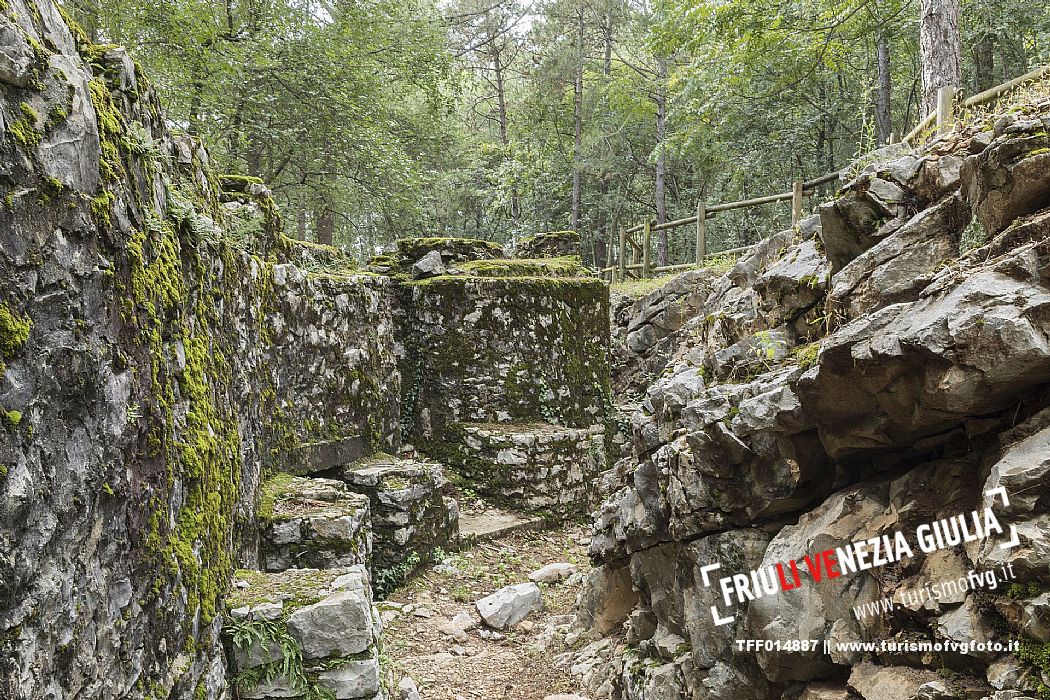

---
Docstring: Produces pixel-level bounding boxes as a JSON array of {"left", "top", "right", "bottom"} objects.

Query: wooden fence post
[
  {"left": 936, "top": 85, "right": 956, "bottom": 134},
  {"left": 791, "top": 180, "right": 804, "bottom": 226},
  {"left": 618, "top": 227, "right": 627, "bottom": 282},
  {"left": 695, "top": 200, "right": 706, "bottom": 263},
  {"left": 642, "top": 220, "right": 651, "bottom": 279}
]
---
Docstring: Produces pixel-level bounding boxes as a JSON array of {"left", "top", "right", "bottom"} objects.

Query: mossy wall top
[{"left": 396, "top": 275, "right": 611, "bottom": 444}]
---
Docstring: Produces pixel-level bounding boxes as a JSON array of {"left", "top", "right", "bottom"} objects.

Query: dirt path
[{"left": 380, "top": 524, "right": 590, "bottom": 699}]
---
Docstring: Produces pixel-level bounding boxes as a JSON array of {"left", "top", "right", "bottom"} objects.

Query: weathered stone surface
[
  {"left": 0, "top": 18, "right": 35, "bottom": 87},
  {"left": 574, "top": 561, "right": 638, "bottom": 636},
  {"left": 799, "top": 244, "right": 1050, "bottom": 462},
  {"left": 828, "top": 194, "right": 970, "bottom": 323},
  {"left": 224, "top": 567, "right": 381, "bottom": 699},
  {"left": 0, "top": 4, "right": 403, "bottom": 697},
  {"left": 969, "top": 416, "right": 1050, "bottom": 579},
  {"left": 753, "top": 238, "right": 829, "bottom": 327},
  {"left": 476, "top": 582, "right": 544, "bottom": 629},
  {"left": 340, "top": 455, "right": 458, "bottom": 572},
  {"left": 529, "top": 562, "right": 578, "bottom": 583},
  {"left": 316, "top": 652, "right": 381, "bottom": 699},
  {"left": 412, "top": 249, "right": 446, "bottom": 279},
  {"left": 397, "top": 275, "right": 610, "bottom": 445},
  {"left": 259, "top": 477, "right": 372, "bottom": 572},
  {"left": 847, "top": 662, "right": 942, "bottom": 700},
  {"left": 800, "top": 683, "right": 857, "bottom": 700},
  {"left": 516, "top": 230, "right": 581, "bottom": 258},
  {"left": 436, "top": 422, "right": 607, "bottom": 516},
  {"left": 286, "top": 589, "right": 375, "bottom": 659},
  {"left": 962, "top": 129, "right": 1050, "bottom": 235},
  {"left": 745, "top": 458, "right": 979, "bottom": 682},
  {"left": 819, "top": 178, "right": 912, "bottom": 274}
]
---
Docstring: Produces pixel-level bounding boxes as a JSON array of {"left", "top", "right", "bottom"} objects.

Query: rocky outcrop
[
  {"left": 574, "top": 99, "right": 1050, "bottom": 700},
  {"left": 610, "top": 269, "right": 717, "bottom": 396},
  {"left": 258, "top": 477, "right": 372, "bottom": 572},
  {"left": 338, "top": 454, "right": 459, "bottom": 574}
]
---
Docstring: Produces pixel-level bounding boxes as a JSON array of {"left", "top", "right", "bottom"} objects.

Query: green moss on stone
[
  {"left": 0, "top": 303, "right": 31, "bottom": 358},
  {"left": 10, "top": 103, "right": 42, "bottom": 149},
  {"left": 458, "top": 256, "right": 590, "bottom": 279},
  {"left": 88, "top": 78, "right": 125, "bottom": 182}
]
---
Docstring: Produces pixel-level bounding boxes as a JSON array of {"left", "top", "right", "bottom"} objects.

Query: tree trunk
[
  {"left": 654, "top": 57, "right": 669, "bottom": 267},
  {"left": 597, "top": 10, "right": 614, "bottom": 268},
  {"left": 876, "top": 32, "right": 892, "bottom": 145},
  {"left": 492, "top": 45, "right": 520, "bottom": 232},
  {"left": 571, "top": 0, "right": 584, "bottom": 234},
  {"left": 315, "top": 205, "right": 335, "bottom": 246},
  {"left": 973, "top": 33, "right": 995, "bottom": 91},
  {"left": 296, "top": 193, "right": 307, "bottom": 240},
  {"left": 919, "top": 0, "right": 961, "bottom": 118}
]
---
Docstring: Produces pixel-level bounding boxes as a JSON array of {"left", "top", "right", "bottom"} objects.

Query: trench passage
[{"left": 382, "top": 513, "right": 590, "bottom": 699}]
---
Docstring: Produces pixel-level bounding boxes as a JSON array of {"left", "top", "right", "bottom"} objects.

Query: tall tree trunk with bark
[
  {"left": 919, "top": 0, "right": 961, "bottom": 117},
  {"left": 315, "top": 204, "right": 335, "bottom": 246},
  {"left": 571, "top": 1, "right": 584, "bottom": 235},
  {"left": 973, "top": 33, "right": 995, "bottom": 91},
  {"left": 876, "top": 32, "right": 892, "bottom": 145},
  {"left": 491, "top": 44, "right": 520, "bottom": 232},
  {"left": 654, "top": 57, "right": 669, "bottom": 266}
]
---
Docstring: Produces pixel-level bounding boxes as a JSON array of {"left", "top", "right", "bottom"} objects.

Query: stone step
[
  {"left": 337, "top": 455, "right": 459, "bottom": 573},
  {"left": 427, "top": 422, "right": 607, "bottom": 518},
  {"left": 225, "top": 567, "right": 382, "bottom": 700},
  {"left": 458, "top": 506, "right": 546, "bottom": 543},
  {"left": 258, "top": 476, "right": 371, "bottom": 573}
]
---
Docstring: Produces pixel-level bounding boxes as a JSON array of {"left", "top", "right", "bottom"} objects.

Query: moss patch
[{"left": 458, "top": 256, "right": 590, "bottom": 279}]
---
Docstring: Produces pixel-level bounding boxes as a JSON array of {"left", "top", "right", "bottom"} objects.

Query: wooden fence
[{"left": 600, "top": 63, "right": 1050, "bottom": 283}]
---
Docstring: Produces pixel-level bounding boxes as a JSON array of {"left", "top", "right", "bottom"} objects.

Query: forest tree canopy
[{"left": 70, "top": 0, "right": 1050, "bottom": 265}]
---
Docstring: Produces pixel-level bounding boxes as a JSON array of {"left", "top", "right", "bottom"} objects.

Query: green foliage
[
  {"left": 83, "top": 0, "right": 1050, "bottom": 269},
  {"left": 793, "top": 342, "right": 821, "bottom": 370},
  {"left": 3, "top": 410, "right": 22, "bottom": 428},
  {"left": 374, "top": 551, "right": 422, "bottom": 599},
  {"left": 1016, "top": 638, "right": 1050, "bottom": 698},
  {"left": 224, "top": 618, "right": 335, "bottom": 700}
]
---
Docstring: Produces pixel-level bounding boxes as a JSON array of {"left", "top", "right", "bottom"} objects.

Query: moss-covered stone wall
[
  {"left": 0, "top": 5, "right": 399, "bottom": 698},
  {"left": 395, "top": 273, "right": 611, "bottom": 446}
]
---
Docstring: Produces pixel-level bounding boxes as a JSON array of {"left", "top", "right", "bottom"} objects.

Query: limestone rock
[
  {"left": 412, "top": 249, "right": 446, "bottom": 278},
  {"left": 0, "top": 19, "right": 35, "bottom": 87},
  {"left": 476, "top": 582, "right": 544, "bottom": 629},
  {"left": 847, "top": 662, "right": 942, "bottom": 700},
  {"left": 398, "top": 676, "right": 422, "bottom": 700},
  {"left": 259, "top": 476, "right": 372, "bottom": 572},
  {"left": 317, "top": 655, "right": 381, "bottom": 700},
  {"left": 287, "top": 589, "right": 375, "bottom": 659},
  {"left": 962, "top": 130, "right": 1050, "bottom": 234},
  {"left": 574, "top": 562, "right": 639, "bottom": 636},
  {"left": 529, "top": 563, "right": 578, "bottom": 583},
  {"left": 827, "top": 194, "right": 970, "bottom": 323},
  {"left": 436, "top": 422, "right": 607, "bottom": 516},
  {"left": 340, "top": 455, "right": 458, "bottom": 572},
  {"left": 800, "top": 684, "right": 857, "bottom": 700},
  {"left": 516, "top": 230, "right": 581, "bottom": 258}
]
